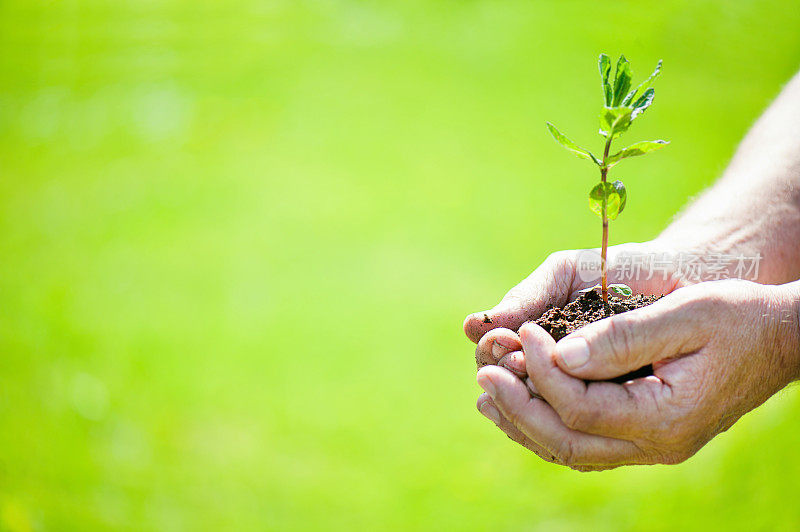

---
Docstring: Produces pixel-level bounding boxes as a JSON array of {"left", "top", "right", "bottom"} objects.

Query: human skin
[{"left": 464, "top": 69, "right": 800, "bottom": 470}]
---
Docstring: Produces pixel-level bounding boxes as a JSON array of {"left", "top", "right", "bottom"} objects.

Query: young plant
[{"left": 546, "top": 54, "right": 668, "bottom": 304}]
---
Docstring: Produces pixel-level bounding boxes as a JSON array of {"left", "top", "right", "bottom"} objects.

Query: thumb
[
  {"left": 463, "top": 252, "right": 575, "bottom": 343},
  {"left": 553, "top": 296, "right": 706, "bottom": 380}
]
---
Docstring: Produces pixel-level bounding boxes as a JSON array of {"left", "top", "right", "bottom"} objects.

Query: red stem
[{"left": 600, "top": 137, "right": 613, "bottom": 305}]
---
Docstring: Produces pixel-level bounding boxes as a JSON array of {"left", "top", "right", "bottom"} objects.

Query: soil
[{"left": 528, "top": 289, "right": 663, "bottom": 384}]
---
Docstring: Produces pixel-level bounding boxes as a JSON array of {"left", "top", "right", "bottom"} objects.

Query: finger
[
  {"left": 476, "top": 365, "right": 644, "bottom": 467},
  {"left": 524, "top": 377, "right": 546, "bottom": 403},
  {"left": 551, "top": 292, "right": 708, "bottom": 380},
  {"left": 520, "top": 322, "right": 667, "bottom": 440},
  {"left": 497, "top": 351, "right": 526, "bottom": 378},
  {"left": 475, "top": 329, "right": 521, "bottom": 369},
  {"left": 476, "top": 393, "right": 557, "bottom": 462},
  {"left": 463, "top": 252, "right": 575, "bottom": 343},
  {"left": 480, "top": 392, "right": 613, "bottom": 471},
  {"left": 481, "top": 396, "right": 615, "bottom": 471}
]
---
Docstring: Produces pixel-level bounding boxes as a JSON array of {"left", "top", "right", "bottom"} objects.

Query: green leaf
[
  {"left": 606, "top": 140, "right": 669, "bottom": 167},
  {"left": 598, "top": 54, "right": 612, "bottom": 106},
  {"left": 635, "top": 60, "right": 662, "bottom": 96},
  {"left": 631, "top": 88, "right": 655, "bottom": 119},
  {"left": 608, "top": 283, "right": 633, "bottom": 298},
  {"left": 621, "top": 87, "right": 639, "bottom": 107},
  {"left": 546, "top": 122, "right": 601, "bottom": 165},
  {"left": 579, "top": 283, "right": 633, "bottom": 298},
  {"left": 589, "top": 181, "right": 624, "bottom": 220},
  {"left": 611, "top": 55, "right": 632, "bottom": 106},
  {"left": 578, "top": 284, "right": 601, "bottom": 294},
  {"left": 598, "top": 106, "right": 632, "bottom": 138},
  {"left": 621, "top": 59, "right": 662, "bottom": 107},
  {"left": 611, "top": 179, "right": 626, "bottom": 215}
]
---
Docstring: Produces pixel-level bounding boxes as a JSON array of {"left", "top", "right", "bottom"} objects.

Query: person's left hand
[{"left": 476, "top": 279, "right": 800, "bottom": 471}]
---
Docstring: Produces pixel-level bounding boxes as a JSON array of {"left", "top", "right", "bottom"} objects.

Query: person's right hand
[{"left": 475, "top": 279, "right": 800, "bottom": 470}]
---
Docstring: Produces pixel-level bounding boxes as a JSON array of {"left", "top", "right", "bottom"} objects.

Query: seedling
[
  {"left": 547, "top": 54, "right": 668, "bottom": 304},
  {"left": 579, "top": 283, "right": 632, "bottom": 299}
]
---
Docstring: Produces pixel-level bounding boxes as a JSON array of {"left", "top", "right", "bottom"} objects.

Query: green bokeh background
[{"left": 2, "top": 0, "right": 800, "bottom": 530}]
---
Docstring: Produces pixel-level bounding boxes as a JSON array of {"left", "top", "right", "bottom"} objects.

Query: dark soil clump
[
  {"left": 530, "top": 289, "right": 663, "bottom": 383},
  {"left": 535, "top": 289, "right": 661, "bottom": 342}
]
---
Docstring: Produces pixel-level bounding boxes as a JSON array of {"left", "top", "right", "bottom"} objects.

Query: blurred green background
[{"left": 1, "top": 0, "right": 800, "bottom": 529}]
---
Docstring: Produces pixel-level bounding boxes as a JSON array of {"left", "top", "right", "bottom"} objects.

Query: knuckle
[
  {"left": 560, "top": 404, "right": 592, "bottom": 432},
  {"left": 674, "top": 295, "right": 701, "bottom": 315},
  {"left": 604, "top": 314, "right": 636, "bottom": 367},
  {"left": 675, "top": 279, "right": 754, "bottom": 311},
  {"left": 682, "top": 292, "right": 718, "bottom": 314},
  {"left": 666, "top": 285, "right": 710, "bottom": 314},
  {"left": 560, "top": 409, "right": 583, "bottom": 431}
]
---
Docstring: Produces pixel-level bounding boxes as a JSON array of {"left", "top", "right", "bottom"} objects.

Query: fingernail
[
  {"left": 492, "top": 340, "right": 506, "bottom": 360},
  {"left": 476, "top": 373, "right": 496, "bottom": 399},
  {"left": 557, "top": 337, "right": 590, "bottom": 369},
  {"left": 501, "top": 351, "right": 526, "bottom": 375},
  {"left": 525, "top": 378, "right": 546, "bottom": 402},
  {"left": 479, "top": 402, "right": 501, "bottom": 424}
]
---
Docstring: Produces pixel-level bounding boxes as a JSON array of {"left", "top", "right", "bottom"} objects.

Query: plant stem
[{"left": 600, "top": 136, "right": 613, "bottom": 305}]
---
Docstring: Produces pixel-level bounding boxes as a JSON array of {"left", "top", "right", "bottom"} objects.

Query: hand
[
  {"left": 466, "top": 241, "right": 687, "bottom": 375},
  {"left": 465, "top": 240, "right": 686, "bottom": 464},
  {"left": 464, "top": 242, "right": 684, "bottom": 345},
  {"left": 476, "top": 279, "right": 800, "bottom": 470}
]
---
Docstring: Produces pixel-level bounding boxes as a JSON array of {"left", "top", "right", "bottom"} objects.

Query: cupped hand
[
  {"left": 476, "top": 279, "right": 800, "bottom": 470},
  {"left": 464, "top": 242, "right": 685, "bottom": 346},
  {"left": 466, "top": 240, "right": 686, "bottom": 466},
  {"left": 467, "top": 241, "right": 687, "bottom": 374}
]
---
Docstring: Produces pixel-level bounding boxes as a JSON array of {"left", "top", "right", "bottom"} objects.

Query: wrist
[{"left": 655, "top": 220, "right": 800, "bottom": 286}]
